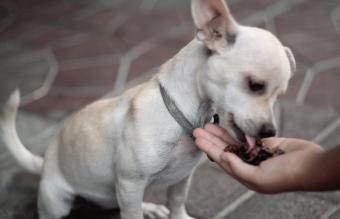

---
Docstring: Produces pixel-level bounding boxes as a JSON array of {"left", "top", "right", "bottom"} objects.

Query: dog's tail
[{"left": 0, "top": 90, "right": 43, "bottom": 175}]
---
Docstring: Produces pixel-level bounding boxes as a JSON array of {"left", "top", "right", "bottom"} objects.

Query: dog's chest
[{"left": 148, "top": 136, "right": 202, "bottom": 188}]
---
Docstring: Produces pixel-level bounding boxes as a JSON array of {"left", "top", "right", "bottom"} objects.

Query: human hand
[{"left": 193, "top": 124, "right": 325, "bottom": 193}]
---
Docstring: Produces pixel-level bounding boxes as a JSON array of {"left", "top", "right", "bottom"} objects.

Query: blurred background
[{"left": 0, "top": 0, "right": 339, "bottom": 218}]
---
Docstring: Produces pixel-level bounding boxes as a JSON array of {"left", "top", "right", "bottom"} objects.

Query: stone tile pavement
[{"left": 0, "top": 0, "right": 339, "bottom": 218}]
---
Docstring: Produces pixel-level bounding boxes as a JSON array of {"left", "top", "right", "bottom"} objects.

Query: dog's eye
[{"left": 248, "top": 78, "right": 266, "bottom": 94}]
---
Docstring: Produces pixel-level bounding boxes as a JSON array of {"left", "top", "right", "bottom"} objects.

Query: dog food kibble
[{"left": 224, "top": 139, "right": 285, "bottom": 165}]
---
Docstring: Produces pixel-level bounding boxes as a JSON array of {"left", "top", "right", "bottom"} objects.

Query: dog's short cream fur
[{"left": 1, "top": 1, "right": 295, "bottom": 219}]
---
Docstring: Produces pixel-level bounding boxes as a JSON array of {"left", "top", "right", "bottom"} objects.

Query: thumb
[{"left": 220, "top": 152, "right": 258, "bottom": 183}]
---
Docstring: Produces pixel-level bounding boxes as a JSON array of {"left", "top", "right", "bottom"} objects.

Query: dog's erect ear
[
  {"left": 284, "top": 47, "right": 296, "bottom": 76},
  {"left": 191, "top": 0, "right": 238, "bottom": 53}
]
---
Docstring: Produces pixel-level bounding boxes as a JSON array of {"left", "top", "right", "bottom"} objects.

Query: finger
[
  {"left": 262, "top": 138, "right": 302, "bottom": 152},
  {"left": 195, "top": 137, "right": 223, "bottom": 163},
  {"left": 217, "top": 155, "right": 257, "bottom": 190},
  {"left": 203, "top": 124, "right": 238, "bottom": 145},
  {"left": 217, "top": 153, "right": 243, "bottom": 180},
  {"left": 220, "top": 152, "right": 259, "bottom": 184},
  {"left": 261, "top": 138, "right": 284, "bottom": 148},
  {"left": 193, "top": 128, "right": 227, "bottom": 150},
  {"left": 193, "top": 128, "right": 204, "bottom": 138}
]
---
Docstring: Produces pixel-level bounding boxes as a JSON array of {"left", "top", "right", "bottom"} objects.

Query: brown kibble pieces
[{"left": 224, "top": 139, "right": 284, "bottom": 165}]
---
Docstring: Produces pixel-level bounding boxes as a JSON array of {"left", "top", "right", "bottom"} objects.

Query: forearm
[{"left": 300, "top": 145, "right": 340, "bottom": 191}]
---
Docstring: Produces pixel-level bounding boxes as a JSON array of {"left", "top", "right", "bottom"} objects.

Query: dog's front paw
[{"left": 142, "top": 202, "right": 170, "bottom": 219}]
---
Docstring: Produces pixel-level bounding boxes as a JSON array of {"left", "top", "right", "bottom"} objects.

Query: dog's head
[{"left": 191, "top": 0, "right": 296, "bottom": 146}]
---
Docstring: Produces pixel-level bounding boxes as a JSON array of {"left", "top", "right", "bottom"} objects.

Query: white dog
[{"left": 1, "top": 0, "right": 295, "bottom": 219}]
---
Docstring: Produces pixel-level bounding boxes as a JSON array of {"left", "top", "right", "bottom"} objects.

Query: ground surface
[{"left": 0, "top": 0, "right": 339, "bottom": 218}]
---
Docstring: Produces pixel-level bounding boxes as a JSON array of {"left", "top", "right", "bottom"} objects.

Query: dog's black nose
[{"left": 258, "top": 123, "right": 276, "bottom": 138}]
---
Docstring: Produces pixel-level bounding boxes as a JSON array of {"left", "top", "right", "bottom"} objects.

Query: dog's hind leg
[{"left": 37, "top": 179, "right": 74, "bottom": 219}]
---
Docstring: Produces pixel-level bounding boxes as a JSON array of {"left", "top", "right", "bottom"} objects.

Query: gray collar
[{"left": 159, "top": 82, "right": 215, "bottom": 139}]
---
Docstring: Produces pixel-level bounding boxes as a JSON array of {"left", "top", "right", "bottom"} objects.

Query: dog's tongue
[{"left": 245, "top": 135, "right": 256, "bottom": 150}]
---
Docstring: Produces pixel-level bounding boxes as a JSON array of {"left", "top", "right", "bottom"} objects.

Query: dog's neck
[{"left": 157, "top": 39, "right": 214, "bottom": 128}]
